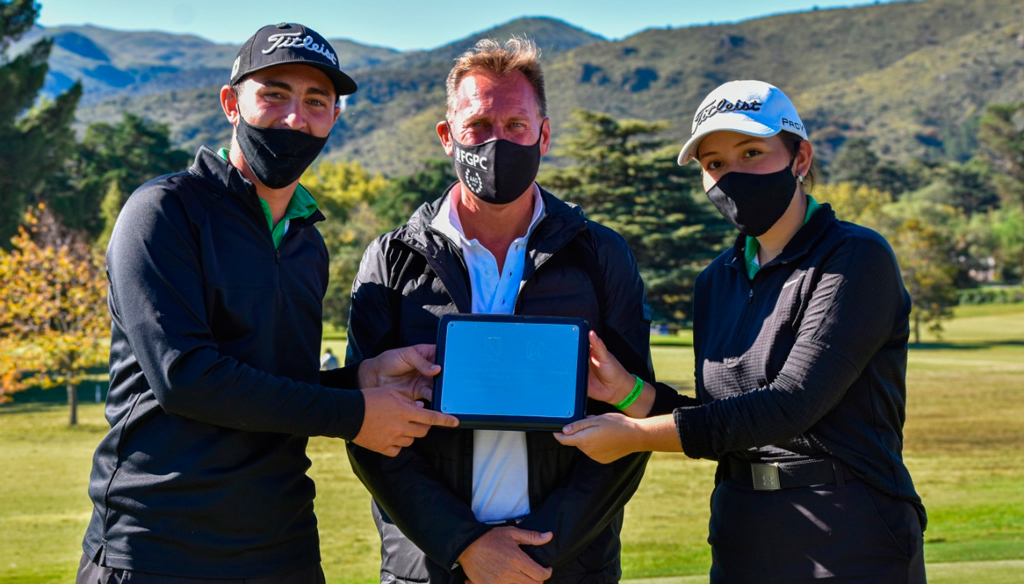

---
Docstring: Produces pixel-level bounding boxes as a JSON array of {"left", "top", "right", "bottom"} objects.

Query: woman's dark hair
[{"left": 779, "top": 131, "right": 818, "bottom": 191}]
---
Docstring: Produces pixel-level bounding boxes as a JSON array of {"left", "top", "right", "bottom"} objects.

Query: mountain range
[{"left": 24, "top": 0, "right": 1024, "bottom": 176}]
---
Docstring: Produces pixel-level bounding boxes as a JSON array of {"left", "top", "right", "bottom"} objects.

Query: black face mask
[
  {"left": 235, "top": 115, "right": 328, "bottom": 189},
  {"left": 449, "top": 130, "right": 541, "bottom": 205},
  {"left": 705, "top": 162, "right": 798, "bottom": 237}
]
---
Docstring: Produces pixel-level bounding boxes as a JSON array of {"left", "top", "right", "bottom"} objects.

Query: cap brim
[
  {"left": 311, "top": 63, "right": 358, "bottom": 97},
  {"left": 677, "top": 116, "right": 779, "bottom": 165},
  {"left": 239, "top": 61, "right": 358, "bottom": 98}
]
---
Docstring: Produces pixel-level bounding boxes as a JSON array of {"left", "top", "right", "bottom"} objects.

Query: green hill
[
  {"left": 26, "top": 24, "right": 400, "bottom": 104},
  {"left": 544, "top": 0, "right": 1024, "bottom": 162},
  {"left": 62, "top": 0, "right": 1024, "bottom": 176}
]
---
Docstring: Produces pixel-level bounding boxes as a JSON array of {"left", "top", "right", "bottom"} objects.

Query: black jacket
[
  {"left": 345, "top": 187, "right": 654, "bottom": 584},
  {"left": 654, "top": 205, "right": 926, "bottom": 527},
  {"left": 83, "top": 147, "right": 365, "bottom": 578}
]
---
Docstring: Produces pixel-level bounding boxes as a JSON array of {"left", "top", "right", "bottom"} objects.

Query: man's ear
[
  {"left": 539, "top": 118, "right": 551, "bottom": 156},
  {"left": 220, "top": 85, "right": 239, "bottom": 125},
  {"left": 436, "top": 120, "right": 454, "bottom": 156}
]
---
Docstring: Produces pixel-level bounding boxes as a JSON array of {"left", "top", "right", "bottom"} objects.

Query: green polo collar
[
  {"left": 744, "top": 195, "right": 822, "bottom": 280},
  {"left": 218, "top": 148, "right": 319, "bottom": 248}
]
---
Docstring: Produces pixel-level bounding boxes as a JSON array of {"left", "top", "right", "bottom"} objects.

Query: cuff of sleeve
[
  {"left": 649, "top": 381, "right": 688, "bottom": 415},
  {"left": 673, "top": 406, "right": 714, "bottom": 460},
  {"left": 331, "top": 386, "right": 365, "bottom": 441},
  {"left": 319, "top": 362, "right": 361, "bottom": 389},
  {"left": 445, "top": 523, "right": 494, "bottom": 573}
]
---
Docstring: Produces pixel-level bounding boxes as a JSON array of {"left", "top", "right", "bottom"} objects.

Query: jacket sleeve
[
  {"left": 318, "top": 363, "right": 360, "bottom": 390},
  {"left": 674, "top": 233, "right": 910, "bottom": 459},
  {"left": 517, "top": 227, "right": 654, "bottom": 569},
  {"left": 106, "top": 181, "right": 364, "bottom": 438},
  {"left": 344, "top": 237, "right": 491, "bottom": 570},
  {"left": 648, "top": 379, "right": 701, "bottom": 415}
]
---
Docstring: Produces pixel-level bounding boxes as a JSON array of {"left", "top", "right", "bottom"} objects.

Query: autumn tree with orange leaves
[{"left": 0, "top": 204, "right": 108, "bottom": 424}]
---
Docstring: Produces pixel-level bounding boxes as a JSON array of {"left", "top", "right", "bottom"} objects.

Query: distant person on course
[
  {"left": 557, "top": 80, "right": 928, "bottom": 583},
  {"left": 321, "top": 348, "right": 340, "bottom": 371},
  {"left": 345, "top": 37, "right": 655, "bottom": 584},
  {"left": 77, "top": 22, "right": 457, "bottom": 584}
]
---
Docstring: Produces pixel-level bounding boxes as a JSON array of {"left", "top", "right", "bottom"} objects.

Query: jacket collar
[
  {"left": 189, "top": 146, "right": 253, "bottom": 197},
  {"left": 520, "top": 189, "right": 589, "bottom": 283},
  {"left": 729, "top": 203, "right": 837, "bottom": 275},
  {"left": 398, "top": 183, "right": 589, "bottom": 313},
  {"left": 188, "top": 146, "right": 325, "bottom": 226},
  {"left": 402, "top": 182, "right": 587, "bottom": 258},
  {"left": 428, "top": 184, "right": 546, "bottom": 248}
]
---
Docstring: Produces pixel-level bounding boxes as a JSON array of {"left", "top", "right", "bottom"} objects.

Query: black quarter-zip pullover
[
  {"left": 653, "top": 204, "right": 926, "bottom": 527},
  {"left": 83, "top": 146, "right": 364, "bottom": 577}
]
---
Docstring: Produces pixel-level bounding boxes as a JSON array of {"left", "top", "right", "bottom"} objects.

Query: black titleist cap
[{"left": 230, "top": 22, "right": 357, "bottom": 97}]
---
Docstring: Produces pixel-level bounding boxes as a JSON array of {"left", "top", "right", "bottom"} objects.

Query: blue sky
[{"left": 37, "top": 0, "right": 909, "bottom": 51}]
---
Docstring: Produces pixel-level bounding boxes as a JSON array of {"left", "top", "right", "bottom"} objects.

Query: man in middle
[{"left": 346, "top": 37, "right": 656, "bottom": 584}]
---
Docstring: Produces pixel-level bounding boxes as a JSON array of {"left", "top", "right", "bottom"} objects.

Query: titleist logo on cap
[
  {"left": 263, "top": 31, "right": 338, "bottom": 65},
  {"left": 693, "top": 98, "right": 763, "bottom": 129}
]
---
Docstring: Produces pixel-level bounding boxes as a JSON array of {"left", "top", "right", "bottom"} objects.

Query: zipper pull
[{"left": 748, "top": 289, "right": 754, "bottom": 304}]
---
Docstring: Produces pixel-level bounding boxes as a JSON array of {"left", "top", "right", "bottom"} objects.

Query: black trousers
[
  {"left": 76, "top": 554, "right": 326, "bottom": 584},
  {"left": 708, "top": 477, "right": 926, "bottom": 583}
]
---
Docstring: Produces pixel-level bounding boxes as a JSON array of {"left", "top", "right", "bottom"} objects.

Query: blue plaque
[{"left": 433, "top": 314, "right": 589, "bottom": 430}]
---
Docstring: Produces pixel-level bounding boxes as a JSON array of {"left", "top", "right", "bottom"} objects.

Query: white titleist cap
[{"left": 677, "top": 80, "right": 807, "bottom": 165}]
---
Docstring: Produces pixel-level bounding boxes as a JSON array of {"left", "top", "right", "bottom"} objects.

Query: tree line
[{"left": 2, "top": 1, "right": 1023, "bottom": 420}]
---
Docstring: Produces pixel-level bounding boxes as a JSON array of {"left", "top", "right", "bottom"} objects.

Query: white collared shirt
[{"left": 430, "top": 185, "right": 545, "bottom": 523}]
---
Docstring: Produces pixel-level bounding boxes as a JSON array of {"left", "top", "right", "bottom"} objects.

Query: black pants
[
  {"left": 76, "top": 554, "right": 326, "bottom": 584},
  {"left": 708, "top": 478, "right": 926, "bottom": 583}
]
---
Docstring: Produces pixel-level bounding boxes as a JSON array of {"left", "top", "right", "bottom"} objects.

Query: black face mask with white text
[
  {"left": 449, "top": 130, "right": 541, "bottom": 205},
  {"left": 705, "top": 160, "right": 799, "bottom": 237},
  {"left": 235, "top": 115, "right": 328, "bottom": 189}
]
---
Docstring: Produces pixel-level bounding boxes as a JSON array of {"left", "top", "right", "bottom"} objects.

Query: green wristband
[{"left": 614, "top": 375, "right": 643, "bottom": 410}]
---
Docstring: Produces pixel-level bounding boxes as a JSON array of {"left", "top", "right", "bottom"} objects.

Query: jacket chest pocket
[
  {"left": 517, "top": 266, "right": 600, "bottom": 324},
  {"left": 770, "top": 272, "right": 806, "bottom": 326},
  {"left": 762, "top": 271, "right": 809, "bottom": 379}
]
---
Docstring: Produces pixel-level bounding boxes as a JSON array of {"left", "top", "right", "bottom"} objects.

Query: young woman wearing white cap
[{"left": 557, "top": 80, "right": 927, "bottom": 583}]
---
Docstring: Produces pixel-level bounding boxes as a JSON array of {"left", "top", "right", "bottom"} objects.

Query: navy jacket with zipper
[
  {"left": 342, "top": 187, "right": 654, "bottom": 584},
  {"left": 651, "top": 204, "right": 926, "bottom": 527},
  {"left": 82, "top": 146, "right": 365, "bottom": 578}
]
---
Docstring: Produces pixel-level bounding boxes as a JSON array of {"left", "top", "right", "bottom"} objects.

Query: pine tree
[
  {"left": 0, "top": 1, "right": 83, "bottom": 244},
  {"left": 374, "top": 159, "right": 456, "bottom": 228},
  {"left": 62, "top": 113, "right": 191, "bottom": 240},
  {"left": 978, "top": 102, "right": 1024, "bottom": 211},
  {"left": 829, "top": 137, "right": 923, "bottom": 197}
]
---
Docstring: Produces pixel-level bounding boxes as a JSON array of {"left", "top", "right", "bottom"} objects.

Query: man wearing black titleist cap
[{"left": 77, "top": 22, "right": 458, "bottom": 584}]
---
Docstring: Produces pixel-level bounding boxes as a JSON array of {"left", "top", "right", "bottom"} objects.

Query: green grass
[
  {"left": 2, "top": 303, "right": 1022, "bottom": 583},
  {"left": 624, "top": 560, "right": 1024, "bottom": 584},
  {"left": 649, "top": 330, "right": 693, "bottom": 347}
]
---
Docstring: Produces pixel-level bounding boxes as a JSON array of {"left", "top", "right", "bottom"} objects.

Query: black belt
[{"left": 726, "top": 457, "right": 847, "bottom": 491}]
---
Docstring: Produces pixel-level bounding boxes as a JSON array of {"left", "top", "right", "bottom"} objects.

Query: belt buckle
[{"left": 751, "top": 462, "right": 781, "bottom": 491}]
